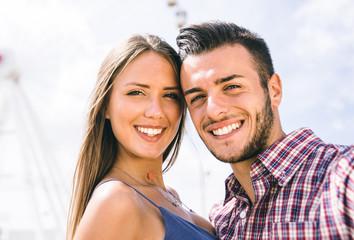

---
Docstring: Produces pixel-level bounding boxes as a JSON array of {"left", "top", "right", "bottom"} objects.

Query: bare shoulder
[
  {"left": 166, "top": 185, "right": 181, "bottom": 200},
  {"left": 91, "top": 180, "right": 139, "bottom": 205},
  {"left": 74, "top": 180, "right": 145, "bottom": 240}
]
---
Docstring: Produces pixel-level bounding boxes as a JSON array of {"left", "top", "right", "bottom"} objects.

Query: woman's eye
[
  {"left": 127, "top": 90, "right": 144, "bottom": 96},
  {"left": 164, "top": 93, "right": 180, "bottom": 100}
]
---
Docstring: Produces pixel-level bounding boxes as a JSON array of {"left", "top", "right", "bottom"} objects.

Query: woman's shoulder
[
  {"left": 74, "top": 180, "right": 146, "bottom": 239},
  {"left": 166, "top": 185, "right": 180, "bottom": 200},
  {"left": 90, "top": 179, "right": 141, "bottom": 211}
]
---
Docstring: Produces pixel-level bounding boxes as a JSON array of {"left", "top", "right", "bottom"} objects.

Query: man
[{"left": 177, "top": 20, "right": 354, "bottom": 239}]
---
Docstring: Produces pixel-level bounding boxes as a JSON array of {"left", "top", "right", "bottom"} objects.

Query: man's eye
[
  {"left": 127, "top": 90, "right": 144, "bottom": 96},
  {"left": 190, "top": 95, "right": 205, "bottom": 104},
  {"left": 225, "top": 84, "right": 240, "bottom": 90}
]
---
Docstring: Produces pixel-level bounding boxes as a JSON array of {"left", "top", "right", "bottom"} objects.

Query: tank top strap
[{"left": 95, "top": 179, "right": 159, "bottom": 208}]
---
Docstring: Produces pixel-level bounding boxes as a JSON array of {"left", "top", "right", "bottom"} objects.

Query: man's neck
[{"left": 230, "top": 159, "right": 256, "bottom": 204}]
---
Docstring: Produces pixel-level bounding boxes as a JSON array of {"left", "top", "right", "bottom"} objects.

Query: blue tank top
[{"left": 96, "top": 179, "right": 218, "bottom": 240}]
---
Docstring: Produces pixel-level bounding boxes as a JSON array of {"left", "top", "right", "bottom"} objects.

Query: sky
[{"left": 0, "top": 0, "right": 353, "bottom": 238}]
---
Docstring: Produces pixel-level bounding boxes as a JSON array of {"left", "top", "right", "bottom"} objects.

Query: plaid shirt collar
[{"left": 223, "top": 127, "right": 322, "bottom": 204}]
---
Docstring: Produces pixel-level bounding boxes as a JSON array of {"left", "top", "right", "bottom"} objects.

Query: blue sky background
[{"left": 0, "top": 0, "right": 353, "bottom": 238}]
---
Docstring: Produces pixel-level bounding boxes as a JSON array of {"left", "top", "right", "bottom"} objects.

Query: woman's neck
[{"left": 111, "top": 155, "right": 165, "bottom": 189}]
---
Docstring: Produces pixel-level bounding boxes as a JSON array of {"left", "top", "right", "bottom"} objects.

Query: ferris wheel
[
  {"left": 0, "top": 50, "right": 66, "bottom": 240},
  {"left": 167, "top": 0, "right": 187, "bottom": 28}
]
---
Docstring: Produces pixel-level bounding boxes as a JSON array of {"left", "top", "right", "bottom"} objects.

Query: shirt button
[{"left": 240, "top": 211, "right": 247, "bottom": 219}]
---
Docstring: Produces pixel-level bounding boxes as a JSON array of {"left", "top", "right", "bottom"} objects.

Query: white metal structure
[{"left": 0, "top": 50, "right": 66, "bottom": 240}]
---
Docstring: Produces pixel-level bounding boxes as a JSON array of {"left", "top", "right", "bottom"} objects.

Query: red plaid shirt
[{"left": 209, "top": 128, "right": 354, "bottom": 239}]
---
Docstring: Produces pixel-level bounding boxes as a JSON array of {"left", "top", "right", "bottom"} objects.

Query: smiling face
[
  {"left": 106, "top": 51, "right": 182, "bottom": 161},
  {"left": 181, "top": 44, "right": 282, "bottom": 164}
]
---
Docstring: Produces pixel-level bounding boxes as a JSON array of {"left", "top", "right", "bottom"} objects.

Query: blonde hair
[{"left": 66, "top": 34, "right": 185, "bottom": 239}]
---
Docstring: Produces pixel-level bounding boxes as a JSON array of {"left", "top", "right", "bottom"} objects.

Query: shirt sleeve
[
  {"left": 339, "top": 148, "right": 354, "bottom": 236},
  {"left": 320, "top": 146, "right": 354, "bottom": 238}
]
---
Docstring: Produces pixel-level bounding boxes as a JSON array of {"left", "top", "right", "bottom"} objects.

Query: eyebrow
[
  {"left": 126, "top": 82, "right": 149, "bottom": 88},
  {"left": 126, "top": 82, "right": 180, "bottom": 91},
  {"left": 215, "top": 74, "right": 242, "bottom": 85},
  {"left": 184, "top": 74, "right": 243, "bottom": 96},
  {"left": 184, "top": 87, "right": 203, "bottom": 96},
  {"left": 164, "top": 86, "right": 180, "bottom": 91}
]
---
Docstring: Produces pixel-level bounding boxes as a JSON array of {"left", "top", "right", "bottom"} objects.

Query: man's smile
[{"left": 211, "top": 121, "right": 243, "bottom": 136}]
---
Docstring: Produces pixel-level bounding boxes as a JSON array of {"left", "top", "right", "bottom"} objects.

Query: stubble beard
[{"left": 210, "top": 93, "right": 274, "bottom": 164}]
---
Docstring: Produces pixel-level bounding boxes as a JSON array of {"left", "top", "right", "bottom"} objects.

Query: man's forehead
[
  {"left": 181, "top": 44, "right": 254, "bottom": 81},
  {"left": 183, "top": 66, "right": 216, "bottom": 80}
]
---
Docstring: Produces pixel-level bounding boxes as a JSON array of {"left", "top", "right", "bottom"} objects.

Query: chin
[
  {"left": 135, "top": 150, "right": 162, "bottom": 160},
  {"left": 213, "top": 140, "right": 259, "bottom": 163},
  {"left": 210, "top": 149, "right": 239, "bottom": 164},
  {"left": 142, "top": 154, "right": 161, "bottom": 159}
]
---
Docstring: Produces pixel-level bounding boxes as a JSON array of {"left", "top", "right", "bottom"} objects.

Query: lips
[{"left": 211, "top": 121, "right": 242, "bottom": 136}]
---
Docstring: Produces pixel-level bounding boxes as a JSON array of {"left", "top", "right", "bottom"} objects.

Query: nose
[
  {"left": 206, "top": 95, "right": 228, "bottom": 120},
  {"left": 144, "top": 97, "right": 164, "bottom": 119}
]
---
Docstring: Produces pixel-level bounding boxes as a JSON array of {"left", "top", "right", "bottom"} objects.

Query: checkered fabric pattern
[{"left": 209, "top": 128, "right": 354, "bottom": 239}]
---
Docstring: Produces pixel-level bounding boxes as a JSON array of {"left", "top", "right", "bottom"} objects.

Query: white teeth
[
  {"left": 137, "top": 127, "right": 162, "bottom": 136},
  {"left": 227, "top": 125, "right": 233, "bottom": 132},
  {"left": 217, "top": 128, "right": 223, "bottom": 136},
  {"left": 212, "top": 122, "right": 241, "bottom": 136}
]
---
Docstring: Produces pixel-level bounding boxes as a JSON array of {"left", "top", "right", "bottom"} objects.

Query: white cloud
[{"left": 293, "top": 0, "right": 354, "bottom": 57}]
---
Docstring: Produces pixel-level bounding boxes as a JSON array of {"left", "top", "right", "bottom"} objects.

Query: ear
[{"left": 268, "top": 73, "right": 282, "bottom": 107}]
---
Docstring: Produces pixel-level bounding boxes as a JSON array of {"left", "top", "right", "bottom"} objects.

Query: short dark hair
[{"left": 176, "top": 20, "right": 274, "bottom": 90}]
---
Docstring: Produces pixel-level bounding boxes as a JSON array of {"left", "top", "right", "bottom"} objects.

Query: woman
[{"left": 67, "top": 34, "right": 217, "bottom": 240}]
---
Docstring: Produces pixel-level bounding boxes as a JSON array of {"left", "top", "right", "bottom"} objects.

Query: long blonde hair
[{"left": 66, "top": 34, "right": 185, "bottom": 239}]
